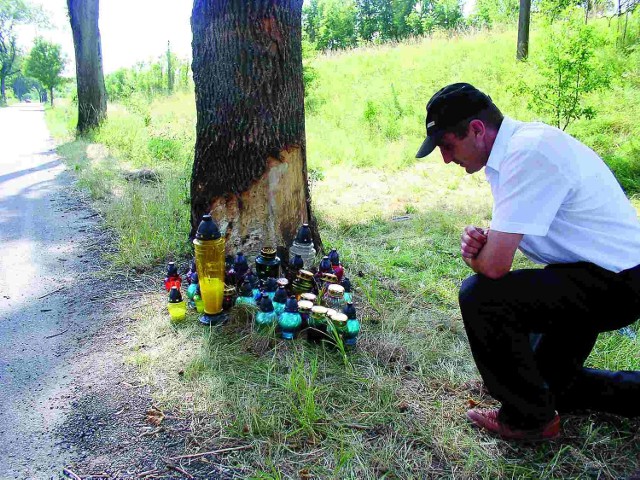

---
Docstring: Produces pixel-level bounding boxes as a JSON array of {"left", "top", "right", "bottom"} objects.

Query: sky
[
  {"left": 17, "top": 0, "right": 475, "bottom": 76},
  {"left": 17, "top": 0, "right": 193, "bottom": 75}
]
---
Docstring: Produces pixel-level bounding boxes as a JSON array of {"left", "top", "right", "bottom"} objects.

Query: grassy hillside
[{"left": 47, "top": 22, "right": 640, "bottom": 479}]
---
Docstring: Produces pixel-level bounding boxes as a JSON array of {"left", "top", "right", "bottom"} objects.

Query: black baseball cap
[{"left": 416, "top": 83, "right": 494, "bottom": 158}]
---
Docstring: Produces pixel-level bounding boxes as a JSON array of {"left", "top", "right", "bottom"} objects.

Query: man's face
[{"left": 437, "top": 122, "right": 488, "bottom": 174}]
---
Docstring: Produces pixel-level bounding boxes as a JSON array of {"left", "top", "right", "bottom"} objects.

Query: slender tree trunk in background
[
  {"left": 167, "top": 41, "right": 174, "bottom": 94},
  {"left": 68, "top": 0, "right": 107, "bottom": 135},
  {"left": 0, "top": 76, "right": 5, "bottom": 105},
  {"left": 50, "top": 88, "right": 54, "bottom": 107},
  {"left": 517, "top": 0, "right": 531, "bottom": 60},
  {"left": 190, "top": 0, "right": 323, "bottom": 255}
]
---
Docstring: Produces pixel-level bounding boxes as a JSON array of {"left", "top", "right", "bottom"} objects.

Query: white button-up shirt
[{"left": 485, "top": 116, "right": 640, "bottom": 273}]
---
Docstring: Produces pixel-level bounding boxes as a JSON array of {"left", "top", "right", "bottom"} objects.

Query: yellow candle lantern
[{"left": 193, "top": 214, "right": 226, "bottom": 325}]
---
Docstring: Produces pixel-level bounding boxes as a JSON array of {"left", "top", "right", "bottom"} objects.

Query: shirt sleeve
[{"left": 491, "top": 148, "right": 572, "bottom": 236}]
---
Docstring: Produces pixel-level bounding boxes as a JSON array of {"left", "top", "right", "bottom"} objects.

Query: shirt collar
[{"left": 486, "top": 116, "right": 519, "bottom": 173}]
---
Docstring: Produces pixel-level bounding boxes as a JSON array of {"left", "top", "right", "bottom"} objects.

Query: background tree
[
  {"left": 68, "top": 0, "right": 107, "bottom": 134},
  {"left": 166, "top": 40, "right": 174, "bottom": 94},
  {"left": 517, "top": 0, "right": 531, "bottom": 59},
  {"left": 190, "top": 0, "right": 322, "bottom": 254},
  {"left": 0, "top": 0, "right": 41, "bottom": 105},
  {"left": 515, "top": 19, "right": 610, "bottom": 130},
  {"left": 24, "top": 37, "right": 65, "bottom": 106},
  {"left": 10, "top": 71, "right": 40, "bottom": 100}
]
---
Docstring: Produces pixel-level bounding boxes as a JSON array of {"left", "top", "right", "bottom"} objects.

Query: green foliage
[
  {"left": 470, "top": 0, "right": 519, "bottom": 27},
  {"left": 104, "top": 54, "right": 192, "bottom": 103},
  {"left": 515, "top": 19, "right": 611, "bottom": 130},
  {"left": 0, "top": 0, "right": 44, "bottom": 104},
  {"left": 24, "top": 37, "right": 65, "bottom": 104},
  {"left": 304, "top": 0, "right": 465, "bottom": 51}
]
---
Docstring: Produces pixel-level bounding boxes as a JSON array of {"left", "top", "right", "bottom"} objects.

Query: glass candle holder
[
  {"left": 329, "top": 312, "right": 348, "bottom": 338},
  {"left": 297, "top": 299, "right": 314, "bottom": 330},
  {"left": 256, "top": 293, "right": 277, "bottom": 330},
  {"left": 291, "top": 269, "right": 315, "bottom": 297},
  {"left": 223, "top": 285, "right": 236, "bottom": 311},
  {"left": 263, "top": 277, "right": 278, "bottom": 300},
  {"left": 167, "top": 286, "right": 186, "bottom": 322},
  {"left": 272, "top": 285, "right": 288, "bottom": 316},
  {"left": 289, "top": 223, "right": 316, "bottom": 268},
  {"left": 194, "top": 293, "right": 204, "bottom": 313},
  {"left": 278, "top": 297, "right": 301, "bottom": 339},
  {"left": 345, "top": 319, "right": 361, "bottom": 347},
  {"left": 233, "top": 251, "right": 249, "bottom": 285},
  {"left": 164, "top": 261, "right": 182, "bottom": 292},
  {"left": 341, "top": 277, "right": 353, "bottom": 303},
  {"left": 193, "top": 215, "right": 226, "bottom": 324},
  {"left": 255, "top": 247, "right": 281, "bottom": 280},
  {"left": 322, "top": 284, "right": 346, "bottom": 312},
  {"left": 308, "top": 305, "right": 328, "bottom": 343},
  {"left": 235, "top": 279, "right": 256, "bottom": 306},
  {"left": 300, "top": 293, "right": 317, "bottom": 304}
]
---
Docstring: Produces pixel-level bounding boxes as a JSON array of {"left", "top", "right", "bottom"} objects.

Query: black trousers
[{"left": 459, "top": 262, "right": 640, "bottom": 429}]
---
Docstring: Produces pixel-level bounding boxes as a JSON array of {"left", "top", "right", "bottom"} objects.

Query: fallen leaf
[{"left": 145, "top": 407, "right": 165, "bottom": 426}]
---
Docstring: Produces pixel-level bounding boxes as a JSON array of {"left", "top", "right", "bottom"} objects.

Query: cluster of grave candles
[{"left": 164, "top": 222, "right": 361, "bottom": 346}]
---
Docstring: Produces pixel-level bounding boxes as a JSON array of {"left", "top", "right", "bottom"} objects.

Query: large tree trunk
[
  {"left": 190, "top": 0, "right": 322, "bottom": 256},
  {"left": 68, "top": 0, "right": 107, "bottom": 134}
]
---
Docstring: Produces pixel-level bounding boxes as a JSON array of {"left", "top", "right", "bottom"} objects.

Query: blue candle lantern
[
  {"left": 319, "top": 256, "right": 332, "bottom": 274},
  {"left": 278, "top": 297, "right": 302, "bottom": 339},
  {"left": 186, "top": 258, "right": 197, "bottom": 285},
  {"left": 245, "top": 269, "right": 261, "bottom": 298},
  {"left": 255, "top": 247, "right": 281, "bottom": 280},
  {"left": 235, "top": 279, "right": 255, "bottom": 306},
  {"left": 233, "top": 252, "right": 249, "bottom": 285},
  {"left": 287, "top": 253, "right": 305, "bottom": 284},
  {"left": 224, "top": 255, "right": 235, "bottom": 286},
  {"left": 256, "top": 293, "right": 277, "bottom": 330},
  {"left": 342, "top": 302, "right": 360, "bottom": 346},
  {"left": 263, "top": 277, "right": 278, "bottom": 300},
  {"left": 341, "top": 277, "right": 353, "bottom": 303},
  {"left": 272, "top": 285, "right": 288, "bottom": 316},
  {"left": 187, "top": 272, "right": 200, "bottom": 300}
]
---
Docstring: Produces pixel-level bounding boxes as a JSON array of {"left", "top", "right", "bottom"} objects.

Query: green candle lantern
[
  {"left": 193, "top": 214, "right": 226, "bottom": 325},
  {"left": 278, "top": 297, "right": 302, "bottom": 339},
  {"left": 256, "top": 293, "right": 277, "bottom": 330},
  {"left": 308, "top": 305, "right": 328, "bottom": 343},
  {"left": 235, "top": 279, "right": 256, "bottom": 306}
]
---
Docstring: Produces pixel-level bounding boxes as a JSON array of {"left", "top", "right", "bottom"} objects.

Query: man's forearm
[{"left": 463, "top": 249, "right": 510, "bottom": 280}]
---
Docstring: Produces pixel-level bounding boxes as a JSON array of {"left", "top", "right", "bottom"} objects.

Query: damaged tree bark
[{"left": 190, "top": 0, "right": 322, "bottom": 255}]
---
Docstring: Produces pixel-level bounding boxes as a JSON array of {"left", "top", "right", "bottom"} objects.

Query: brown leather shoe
[{"left": 466, "top": 408, "right": 560, "bottom": 441}]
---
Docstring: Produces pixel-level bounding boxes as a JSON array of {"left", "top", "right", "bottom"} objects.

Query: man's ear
[{"left": 469, "top": 119, "right": 486, "bottom": 138}]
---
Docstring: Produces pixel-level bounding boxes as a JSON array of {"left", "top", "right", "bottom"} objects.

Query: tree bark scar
[{"left": 208, "top": 146, "right": 306, "bottom": 254}]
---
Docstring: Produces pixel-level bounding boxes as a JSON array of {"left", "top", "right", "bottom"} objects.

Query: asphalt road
[{"left": 0, "top": 103, "right": 103, "bottom": 478}]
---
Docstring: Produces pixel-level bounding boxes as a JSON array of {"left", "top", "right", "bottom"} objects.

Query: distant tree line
[
  {"left": 104, "top": 44, "right": 192, "bottom": 102},
  {"left": 302, "top": 0, "right": 639, "bottom": 51}
]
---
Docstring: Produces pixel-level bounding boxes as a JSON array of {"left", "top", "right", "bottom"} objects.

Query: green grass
[{"left": 45, "top": 20, "right": 640, "bottom": 479}]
